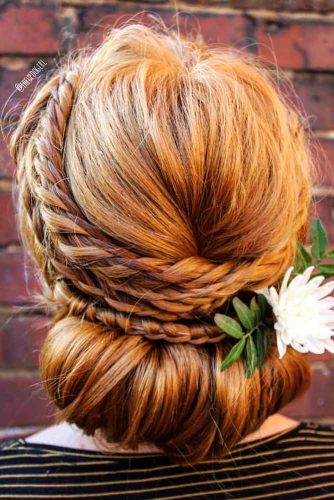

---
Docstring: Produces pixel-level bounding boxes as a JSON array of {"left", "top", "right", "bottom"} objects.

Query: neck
[{"left": 25, "top": 413, "right": 299, "bottom": 453}]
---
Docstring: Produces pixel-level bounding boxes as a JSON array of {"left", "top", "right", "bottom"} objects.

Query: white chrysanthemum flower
[{"left": 255, "top": 266, "right": 334, "bottom": 359}]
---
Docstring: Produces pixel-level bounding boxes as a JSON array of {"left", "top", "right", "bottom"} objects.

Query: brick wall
[{"left": 0, "top": 0, "right": 333, "bottom": 440}]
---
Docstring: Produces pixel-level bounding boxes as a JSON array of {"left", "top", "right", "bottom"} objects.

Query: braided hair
[{"left": 10, "top": 23, "right": 313, "bottom": 464}]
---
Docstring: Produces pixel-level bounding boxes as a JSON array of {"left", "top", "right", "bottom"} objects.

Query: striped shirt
[{"left": 1, "top": 421, "right": 334, "bottom": 499}]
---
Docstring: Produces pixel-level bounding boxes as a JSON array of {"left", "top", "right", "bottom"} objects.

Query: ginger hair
[{"left": 10, "top": 23, "right": 313, "bottom": 465}]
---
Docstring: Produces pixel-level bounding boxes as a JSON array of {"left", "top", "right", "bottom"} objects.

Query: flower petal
[
  {"left": 250, "top": 265, "right": 334, "bottom": 361},
  {"left": 287, "top": 274, "right": 307, "bottom": 292},
  {"left": 280, "top": 266, "right": 294, "bottom": 294},
  {"left": 305, "top": 275, "right": 326, "bottom": 291},
  {"left": 313, "top": 281, "right": 334, "bottom": 300},
  {"left": 318, "top": 297, "right": 334, "bottom": 310},
  {"left": 305, "top": 339, "right": 325, "bottom": 354},
  {"left": 290, "top": 340, "right": 309, "bottom": 353},
  {"left": 269, "top": 286, "right": 279, "bottom": 306},
  {"left": 323, "top": 338, "right": 334, "bottom": 353},
  {"left": 302, "top": 266, "right": 316, "bottom": 284},
  {"left": 276, "top": 334, "right": 287, "bottom": 359},
  {"left": 310, "top": 325, "right": 334, "bottom": 339}
]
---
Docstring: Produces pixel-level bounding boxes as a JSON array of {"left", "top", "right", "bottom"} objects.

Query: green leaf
[
  {"left": 318, "top": 264, "right": 334, "bottom": 277},
  {"left": 220, "top": 337, "right": 246, "bottom": 372},
  {"left": 250, "top": 297, "right": 261, "bottom": 325},
  {"left": 255, "top": 328, "right": 265, "bottom": 368},
  {"left": 328, "top": 249, "right": 334, "bottom": 259},
  {"left": 232, "top": 297, "right": 254, "bottom": 329},
  {"left": 311, "top": 219, "right": 328, "bottom": 262},
  {"left": 245, "top": 335, "right": 258, "bottom": 378},
  {"left": 214, "top": 314, "right": 243, "bottom": 339},
  {"left": 263, "top": 332, "right": 272, "bottom": 359},
  {"left": 257, "top": 294, "right": 269, "bottom": 320},
  {"left": 294, "top": 242, "right": 313, "bottom": 273}
]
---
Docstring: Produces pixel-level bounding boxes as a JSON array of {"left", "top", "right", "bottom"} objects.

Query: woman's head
[{"left": 11, "top": 23, "right": 312, "bottom": 464}]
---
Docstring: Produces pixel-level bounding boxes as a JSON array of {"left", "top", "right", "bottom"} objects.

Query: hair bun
[{"left": 11, "top": 22, "right": 313, "bottom": 464}]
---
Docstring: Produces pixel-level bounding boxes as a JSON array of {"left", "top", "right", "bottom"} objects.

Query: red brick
[
  {"left": 77, "top": 6, "right": 252, "bottom": 49},
  {"left": 0, "top": 4, "right": 61, "bottom": 55},
  {"left": 0, "top": 373, "right": 54, "bottom": 426},
  {"left": 0, "top": 316, "right": 49, "bottom": 370},
  {"left": 311, "top": 196, "right": 334, "bottom": 243},
  {"left": 0, "top": 191, "right": 18, "bottom": 245},
  {"left": 308, "top": 351, "right": 333, "bottom": 363},
  {"left": 0, "top": 426, "right": 43, "bottom": 442},
  {"left": 281, "top": 74, "right": 334, "bottom": 131},
  {"left": 230, "top": 0, "right": 334, "bottom": 11},
  {"left": 0, "top": 251, "right": 39, "bottom": 305},
  {"left": 255, "top": 19, "right": 334, "bottom": 70},
  {"left": 89, "top": 0, "right": 334, "bottom": 9},
  {"left": 0, "top": 66, "right": 31, "bottom": 119},
  {"left": 311, "top": 138, "right": 334, "bottom": 186},
  {"left": 284, "top": 365, "right": 334, "bottom": 419},
  {"left": 0, "top": 135, "right": 14, "bottom": 178}
]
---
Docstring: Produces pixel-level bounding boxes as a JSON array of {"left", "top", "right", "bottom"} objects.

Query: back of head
[{"left": 11, "top": 23, "right": 313, "bottom": 465}]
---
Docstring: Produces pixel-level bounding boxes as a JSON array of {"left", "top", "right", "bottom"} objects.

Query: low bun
[
  {"left": 12, "top": 23, "right": 314, "bottom": 465},
  {"left": 41, "top": 316, "right": 310, "bottom": 465}
]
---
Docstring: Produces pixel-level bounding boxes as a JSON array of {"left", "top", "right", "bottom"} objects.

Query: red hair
[{"left": 10, "top": 23, "right": 313, "bottom": 465}]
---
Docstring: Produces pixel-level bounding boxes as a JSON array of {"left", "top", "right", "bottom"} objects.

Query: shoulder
[
  {"left": 285, "top": 420, "right": 334, "bottom": 444},
  {"left": 251, "top": 420, "right": 334, "bottom": 469},
  {"left": 0, "top": 438, "right": 58, "bottom": 465},
  {"left": 257, "top": 420, "right": 334, "bottom": 453},
  {"left": 0, "top": 437, "right": 103, "bottom": 469},
  {"left": 229, "top": 421, "right": 334, "bottom": 498},
  {"left": 0, "top": 438, "right": 123, "bottom": 499},
  {"left": 0, "top": 437, "right": 48, "bottom": 453},
  {"left": 288, "top": 420, "right": 334, "bottom": 456},
  {"left": 0, "top": 438, "right": 28, "bottom": 454},
  {"left": 0, "top": 439, "right": 47, "bottom": 480},
  {"left": 0, "top": 439, "right": 20, "bottom": 450}
]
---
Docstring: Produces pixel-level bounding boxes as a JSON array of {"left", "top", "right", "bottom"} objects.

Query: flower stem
[{"left": 245, "top": 322, "right": 265, "bottom": 338}]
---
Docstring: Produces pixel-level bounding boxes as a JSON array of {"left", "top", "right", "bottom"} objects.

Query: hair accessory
[{"left": 214, "top": 219, "right": 334, "bottom": 378}]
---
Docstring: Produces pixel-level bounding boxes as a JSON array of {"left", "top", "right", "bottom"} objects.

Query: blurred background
[{"left": 0, "top": 0, "right": 333, "bottom": 441}]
